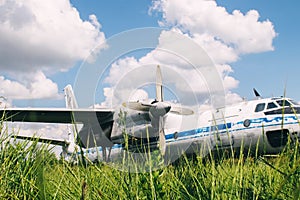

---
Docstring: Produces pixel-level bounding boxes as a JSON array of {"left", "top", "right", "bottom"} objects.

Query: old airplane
[{"left": 0, "top": 66, "right": 299, "bottom": 164}]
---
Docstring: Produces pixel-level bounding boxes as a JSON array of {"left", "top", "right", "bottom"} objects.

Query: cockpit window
[
  {"left": 289, "top": 100, "right": 299, "bottom": 105},
  {"left": 267, "top": 102, "right": 277, "bottom": 109},
  {"left": 276, "top": 100, "right": 291, "bottom": 107},
  {"left": 255, "top": 103, "right": 265, "bottom": 112}
]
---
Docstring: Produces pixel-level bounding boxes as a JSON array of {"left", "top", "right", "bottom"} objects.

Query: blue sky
[
  {"left": 68, "top": 0, "right": 300, "bottom": 104},
  {"left": 217, "top": 0, "right": 300, "bottom": 100},
  {"left": 1, "top": 0, "right": 300, "bottom": 108}
]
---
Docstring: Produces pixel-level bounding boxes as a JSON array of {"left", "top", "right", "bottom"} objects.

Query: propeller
[
  {"left": 123, "top": 65, "right": 194, "bottom": 155},
  {"left": 123, "top": 65, "right": 194, "bottom": 115}
]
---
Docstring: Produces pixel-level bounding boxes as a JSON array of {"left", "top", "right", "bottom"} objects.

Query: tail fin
[
  {"left": 64, "top": 84, "right": 78, "bottom": 109},
  {"left": 62, "top": 85, "right": 79, "bottom": 162}
]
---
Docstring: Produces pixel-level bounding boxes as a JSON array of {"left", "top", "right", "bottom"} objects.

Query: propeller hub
[{"left": 149, "top": 102, "right": 171, "bottom": 118}]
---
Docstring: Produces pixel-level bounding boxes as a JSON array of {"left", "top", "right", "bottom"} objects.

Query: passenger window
[
  {"left": 276, "top": 100, "right": 291, "bottom": 107},
  {"left": 267, "top": 102, "right": 277, "bottom": 109},
  {"left": 255, "top": 103, "right": 265, "bottom": 112}
]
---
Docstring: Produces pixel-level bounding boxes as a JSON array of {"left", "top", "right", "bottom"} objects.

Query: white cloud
[
  {"left": 4, "top": 122, "right": 68, "bottom": 139},
  {"left": 191, "top": 33, "right": 238, "bottom": 64},
  {"left": 101, "top": 30, "right": 237, "bottom": 106},
  {"left": 127, "top": 89, "right": 149, "bottom": 102},
  {"left": 151, "top": 0, "right": 276, "bottom": 54},
  {"left": 100, "top": 0, "right": 277, "bottom": 107},
  {"left": 0, "top": 0, "right": 105, "bottom": 100},
  {"left": 0, "top": 95, "right": 11, "bottom": 108},
  {"left": 225, "top": 91, "right": 243, "bottom": 105},
  {"left": 0, "top": 0, "right": 105, "bottom": 72},
  {"left": 0, "top": 71, "right": 61, "bottom": 99},
  {"left": 2, "top": 122, "right": 70, "bottom": 157}
]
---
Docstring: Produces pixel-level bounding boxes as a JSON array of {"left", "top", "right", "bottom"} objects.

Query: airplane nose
[{"left": 150, "top": 102, "right": 171, "bottom": 117}]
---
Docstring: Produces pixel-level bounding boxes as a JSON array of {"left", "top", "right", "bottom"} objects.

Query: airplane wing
[
  {"left": 0, "top": 107, "right": 115, "bottom": 148},
  {"left": 0, "top": 107, "right": 114, "bottom": 124}
]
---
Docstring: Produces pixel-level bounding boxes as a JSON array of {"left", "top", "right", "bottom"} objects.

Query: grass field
[{"left": 0, "top": 130, "right": 299, "bottom": 200}]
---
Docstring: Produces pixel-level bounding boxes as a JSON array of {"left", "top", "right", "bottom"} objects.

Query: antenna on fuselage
[{"left": 253, "top": 88, "right": 262, "bottom": 99}]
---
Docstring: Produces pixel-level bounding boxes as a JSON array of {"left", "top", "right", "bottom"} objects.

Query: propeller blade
[
  {"left": 170, "top": 106, "right": 194, "bottom": 115},
  {"left": 122, "top": 101, "right": 152, "bottom": 112},
  {"left": 123, "top": 101, "right": 171, "bottom": 113},
  {"left": 124, "top": 101, "right": 193, "bottom": 116},
  {"left": 156, "top": 65, "right": 163, "bottom": 102},
  {"left": 158, "top": 116, "right": 166, "bottom": 155}
]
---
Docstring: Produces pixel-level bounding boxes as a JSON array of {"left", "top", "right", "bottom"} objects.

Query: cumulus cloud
[
  {"left": 0, "top": 95, "right": 11, "bottom": 108},
  {"left": 0, "top": 0, "right": 105, "bottom": 100},
  {"left": 100, "top": 0, "right": 277, "bottom": 107},
  {"left": 151, "top": 0, "right": 276, "bottom": 54},
  {"left": 2, "top": 122, "right": 70, "bottom": 156},
  {"left": 101, "top": 30, "right": 239, "bottom": 106},
  {"left": 4, "top": 122, "right": 68, "bottom": 139},
  {"left": 0, "top": 71, "right": 61, "bottom": 99},
  {"left": 0, "top": 0, "right": 105, "bottom": 72}
]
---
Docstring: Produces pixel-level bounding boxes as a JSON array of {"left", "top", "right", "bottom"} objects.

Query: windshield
[
  {"left": 289, "top": 99, "right": 299, "bottom": 106},
  {"left": 276, "top": 99, "right": 291, "bottom": 107}
]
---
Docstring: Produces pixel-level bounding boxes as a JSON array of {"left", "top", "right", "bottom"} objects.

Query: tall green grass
[
  {"left": 0, "top": 126, "right": 299, "bottom": 199},
  {"left": 0, "top": 135, "right": 56, "bottom": 199}
]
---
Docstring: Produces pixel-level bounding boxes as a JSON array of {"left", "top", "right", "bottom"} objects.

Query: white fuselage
[{"left": 73, "top": 97, "right": 300, "bottom": 163}]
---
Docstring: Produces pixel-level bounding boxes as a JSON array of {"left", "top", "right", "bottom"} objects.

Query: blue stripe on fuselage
[{"left": 78, "top": 115, "right": 299, "bottom": 155}]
